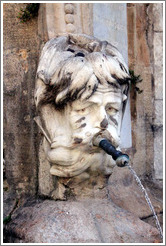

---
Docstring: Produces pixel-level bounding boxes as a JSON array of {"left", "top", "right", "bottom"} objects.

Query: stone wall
[
  {"left": 3, "top": 3, "right": 40, "bottom": 196},
  {"left": 3, "top": 3, "right": 163, "bottom": 244},
  {"left": 127, "top": 3, "right": 163, "bottom": 179},
  {"left": 152, "top": 4, "right": 163, "bottom": 180},
  {"left": 3, "top": 3, "right": 163, "bottom": 200}
]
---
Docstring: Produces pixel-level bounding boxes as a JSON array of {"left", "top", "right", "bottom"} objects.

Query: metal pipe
[{"left": 93, "top": 135, "right": 129, "bottom": 167}]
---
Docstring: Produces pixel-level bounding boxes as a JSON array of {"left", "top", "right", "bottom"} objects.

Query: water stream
[
  {"left": 126, "top": 163, "right": 163, "bottom": 239},
  {"left": 93, "top": 135, "right": 163, "bottom": 239}
]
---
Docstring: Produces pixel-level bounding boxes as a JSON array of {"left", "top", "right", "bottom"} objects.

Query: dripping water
[{"left": 126, "top": 163, "right": 163, "bottom": 240}]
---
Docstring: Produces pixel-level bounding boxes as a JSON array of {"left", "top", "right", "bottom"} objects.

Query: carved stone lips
[{"left": 92, "top": 130, "right": 119, "bottom": 149}]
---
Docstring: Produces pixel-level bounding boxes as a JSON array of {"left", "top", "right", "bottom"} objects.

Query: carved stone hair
[{"left": 36, "top": 34, "right": 130, "bottom": 110}]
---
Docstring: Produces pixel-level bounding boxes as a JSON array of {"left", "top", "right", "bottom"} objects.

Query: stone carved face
[{"left": 35, "top": 34, "right": 130, "bottom": 178}]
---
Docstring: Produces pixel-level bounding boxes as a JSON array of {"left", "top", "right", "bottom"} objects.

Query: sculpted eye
[
  {"left": 75, "top": 106, "right": 91, "bottom": 115},
  {"left": 76, "top": 108, "right": 85, "bottom": 113},
  {"left": 106, "top": 107, "right": 118, "bottom": 115}
]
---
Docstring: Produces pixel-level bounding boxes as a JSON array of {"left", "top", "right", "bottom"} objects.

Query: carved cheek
[
  {"left": 107, "top": 124, "right": 120, "bottom": 147},
  {"left": 79, "top": 123, "right": 87, "bottom": 128},
  {"left": 75, "top": 116, "right": 86, "bottom": 123},
  {"left": 109, "top": 116, "right": 118, "bottom": 127},
  {"left": 73, "top": 117, "right": 87, "bottom": 130}
]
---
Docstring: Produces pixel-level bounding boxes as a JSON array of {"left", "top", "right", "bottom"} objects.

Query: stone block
[
  {"left": 38, "top": 140, "right": 56, "bottom": 197},
  {"left": 108, "top": 166, "right": 163, "bottom": 218},
  {"left": 153, "top": 33, "right": 163, "bottom": 102},
  {"left": 3, "top": 3, "right": 39, "bottom": 196},
  {"left": 4, "top": 199, "right": 161, "bottom": 243},
  {"left": 154, "top": 32, "right": 163, "bottom": 70},
  {"left": 154, "top": 127, "right": 163, "bottom": 179},
  {"left": 3, "top": 50, "right": 24, "bottom": 92},
  {"left": 154, "top": 100, "right": 163, "bottom": 126},
  {"left": 153, "top": 3, "right": 163, "bottom": 32},
  {"left": 154, "top": 71, "right": 163, "bottom": 100}
]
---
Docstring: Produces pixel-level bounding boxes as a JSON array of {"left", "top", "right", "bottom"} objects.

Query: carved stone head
[{"left": 35, "top": 34, "right": 130, "bottom": 178}]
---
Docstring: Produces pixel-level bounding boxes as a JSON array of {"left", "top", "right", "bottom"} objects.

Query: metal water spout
[{"left": 93, "top": 134, "right": 129, "bottom": 167}]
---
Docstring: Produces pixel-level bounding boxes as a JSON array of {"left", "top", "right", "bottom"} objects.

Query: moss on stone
[
  {"left": 129, "top": 69, "right": 143, "bottom": 94},
  {"left": 17, "top": 3, "right": 40, "bottom": 23}
]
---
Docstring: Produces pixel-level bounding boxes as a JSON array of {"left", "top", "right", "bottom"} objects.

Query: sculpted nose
[
  {"left": 94, "top": 106, "right": 108, "bottom": 128},
  {"left": 100, "top": 118, "right": 108, "bottom": 129}
]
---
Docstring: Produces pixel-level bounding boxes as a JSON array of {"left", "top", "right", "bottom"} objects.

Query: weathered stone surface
[
  {"left": 3, "top": 3, "right": 163, "bottom": 243},
  {"left": 40, "top": 3, "right": 93, "bottom": 40},
  {"left": 143, "top": 213, "right": 163, "bottom": 231},
  {"left": 152, "top": 3, "right": 163, "bottom": 180},
  {"left": 108, "top": 166, "right": 163, "bottom": 218},
  {"left": 154, "top": 100, "right": 163, "bottom": 126},
  {"left": 66, "top": 23, "right": 76, "bottom": 33},
  {"left": 93, "top": 3, "right": 132, "bottom": 149},
  {"left": 153, "top": 3, "right": 163, "bottom": 32},
  {"left": 154, "top": 71, "right": 163, "bottom": 100},
  {"left": 3, "top": 3, "right": 39, "bottom": 196},
  {"left": 38, "top": 140, "right": 56, "bottom": 197},
  {"left": 154, "top": 32, "right": 163, "bottom": 70},
  {"left": 130, "top": 118, "right": 147, "bottom": 175},
  {"left": 4, "top": 199, "right": 161, "bottom": 243},
  {"left": 65, "top": 14, "right": 74, "bottom": 24},
  {"left": 127, "top": 4, "right": 153, "bottom": 177},
  {"left": 64, "top": 3, "right": 74, "bottom": 14},
  {"left": 127, "top": 3, "right": 163, "bottom": 180},
  {"left": 3, "top": 190, "right": 16, "bottom": 219},
  {"left": 154, "top": 127, "right": 163, "bottom": 179}
]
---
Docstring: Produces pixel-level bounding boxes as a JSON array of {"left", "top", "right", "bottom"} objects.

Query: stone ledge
[
  {"left": 4, "top": 198, "right": 162, "bottom": 243},
  {"left": 108, "top": 166, "right": 163, "bottom": 218}
]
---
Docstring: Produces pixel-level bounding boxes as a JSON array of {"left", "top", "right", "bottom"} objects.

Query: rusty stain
[
  {"left": 17, "top": 49, "right": 29, "bottom": 73},
  {"left": 58, "top": 210, "right": 65, "bottom": 214},
  {"left": 18, "top": 49, "right": 28, "bottom": 60},
  {"left": 95, "top": 214, "right": 102, "bottom": 219},
  {"left": 153, "top": 239, "right": 162, "bottom": 243}
]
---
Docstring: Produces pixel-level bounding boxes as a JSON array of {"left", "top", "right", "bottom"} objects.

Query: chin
[{"left": 48, "top": 146, "right": 116, "bottom": 177}]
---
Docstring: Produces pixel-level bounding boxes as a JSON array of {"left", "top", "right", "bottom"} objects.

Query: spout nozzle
[
  {"left": 92, "top": 135, "right": 129, "bottom": 167},
  {"left": 116, "top": 155, "right": 129, "bottom": 167}
]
